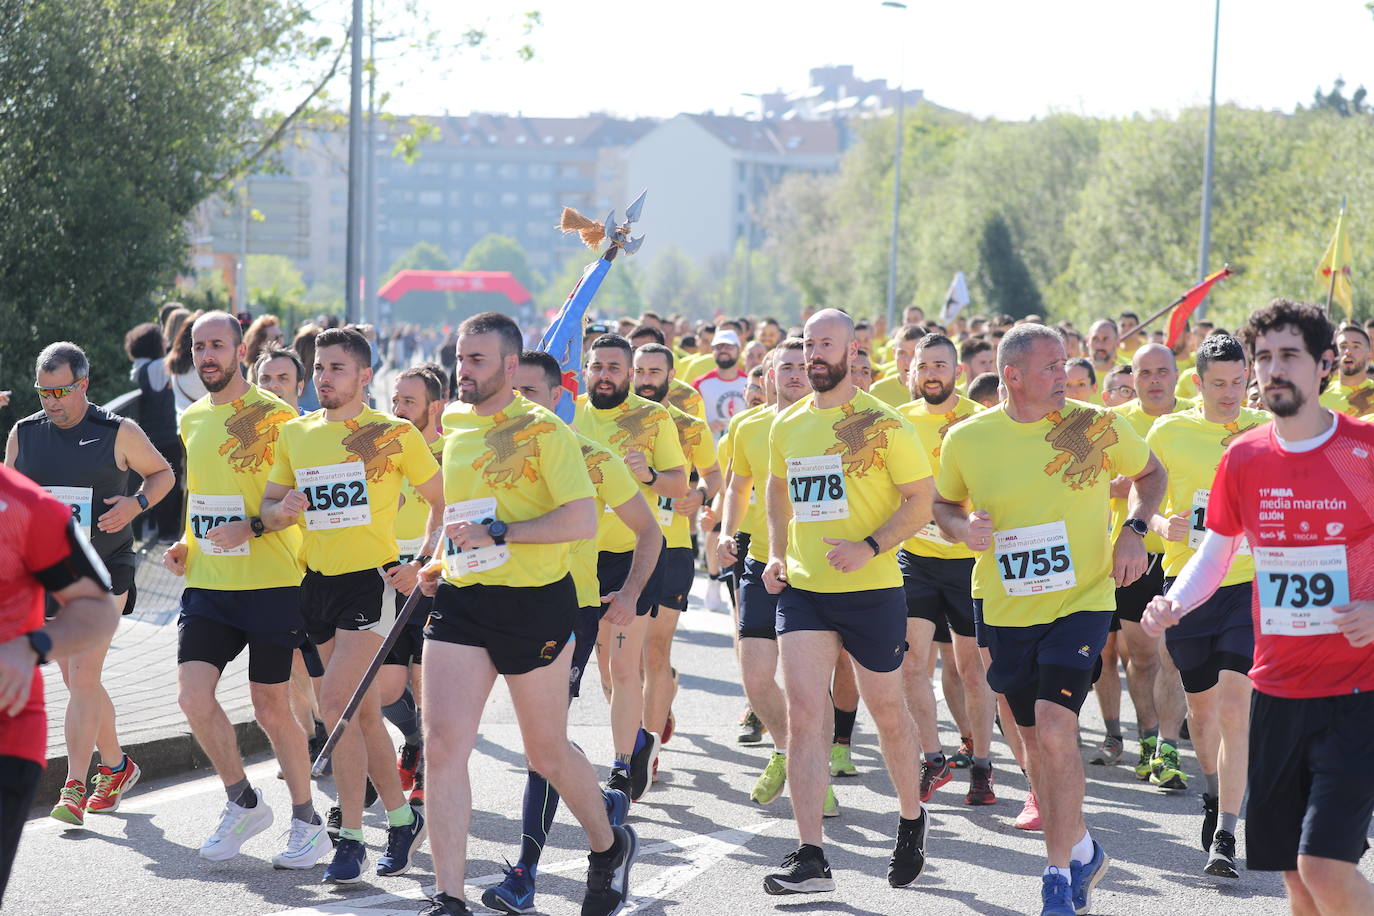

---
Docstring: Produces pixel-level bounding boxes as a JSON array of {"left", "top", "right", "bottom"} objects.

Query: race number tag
[
  {"left": 915, "top": 520, "right": 953, "bottom": 546},
  {"left": 656, "top": 496, "right": 676, "bottom": 527},
  {"left": 45, "top": 485, "right": 93, "bottom": 535},
  {"left": 442, "top": 498, "right": 509, "bottom": 577},
  {"left": 188, "top": 493, "right": 249, "bottom": 557},
  {"left": 397, "top": 535, "right": 425, "bottom": 566},
  {"left": 297, "top": 462, "right": 371, "bottom": 530},
  {"left": 1190, "top": 489, "right": 1249, "bottom": 554},
  {"left": 994, "top": 521, "right": 1075, "bottom": 597},
  {"left": 786, "top": 455, "right": 847, "bottom": 522},
  {"left": 1254, "top": 545, "right": 1349, "bottom": 636}
]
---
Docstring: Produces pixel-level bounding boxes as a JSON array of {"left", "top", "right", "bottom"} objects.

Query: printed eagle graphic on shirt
[
  {"left": 666, "top": 385, "right": 702, "bottom": 416},
  {"left": 582, "top": 443, "right": 611, "bottom": 487},
  {"left": 476, "top": 411, "right": 555, "bottom": 487},
  {"left": 609, "top": 404, "right": 661, "bottom": 455},
  {"left": 931, "top": 410, "right": 971, "bottom": 460},
  {"left": 825, "top": 403, "right": 901, "bottom": 477},
  {"left": 1043, "top": 408, "right": 1117, "bottom": 490},
  {"left": 671, "top": 411, "right": 706, "bottom": 462},
  {"left": 342, "top": 419, "right": 407, "bottom": 482},
  {"left": 1220, "top": 418, "right": 1263, "bottom": 449},
  {"left": 1348, "top": 386, "right": 1374, "bottom": 417},
  {"left": 221, "top": 397, "right": 294, "bottom": 472}
]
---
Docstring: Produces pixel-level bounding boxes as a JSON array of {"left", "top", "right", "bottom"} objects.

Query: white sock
[
  {"left": 1070, "top": 829, "right": 1094, "bottom": 866},
  {"left": 774, "top": 748, "right": 787, "bottom": 756},
  {"left": 706, "top": 579, "right": 720, "bottom": 598}
]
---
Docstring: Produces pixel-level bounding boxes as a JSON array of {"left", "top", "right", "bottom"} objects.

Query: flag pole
[
  {"left": 1324, "top": 195, "right": 1347, "bottom": 315},
  {"left": 1133, "top": 264, "right": 1232, "bottom": 336}
]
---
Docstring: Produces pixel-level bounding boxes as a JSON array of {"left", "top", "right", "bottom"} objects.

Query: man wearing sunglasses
[{"left": 5, "top": 341, "right": 174, "bottom": 826}]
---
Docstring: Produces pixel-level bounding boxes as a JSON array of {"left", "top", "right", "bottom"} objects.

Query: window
[
  {"left": 389, "top": 217, "right": 415, "bottom": 235},
  {"left": 528, "top": 163, "right": 554, "bottom": 179},
  {"left": 498, "top": 163, "right": 520, "bottom": 179},
  {"left": 527, "top": 192, "right": 552, "bottom": 209},
  {"left": 418, "top": 190, "right": 443, "bottom": 207},
  {"left": 500, "top": 191, "right": 519, "bottom": 207},
  {"left": 448, "top": 219, "right": 464, "bottom": 235},
  {"left": 450, "top": 162, "right": 465, "bottom": 178},
  {"left": 472, "top": 191, "right": 492, "bottom": 207},
  {"left": 472, "top": 220, "right": 490, "bottom": 235},
  {"left": 448, "top": 190, "right": 463, "bottom": 206},
  {"left": 417, "top": 218, "right": 441, "bottom": 235},
  {"left": 473, "top": 162, "right": 492, "bottom": 177},
  {"left": 417, "top": 161, "right": 443, "bottom": 176},
  {"left": 501, "top": 220, "right": 517, "bottom": 235},
  {"left": 560, "top": 164, "right": 582, "bottom": 179},
  {"left": 738, "top": 162, "right": 748, "bottom": 181}
]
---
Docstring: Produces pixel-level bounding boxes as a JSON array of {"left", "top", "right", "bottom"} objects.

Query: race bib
[
  {"left": 1254, "top": 545, "right": 1349, "bottom": 636},
  {"left": 45, "top": 485, "right": 93, "bottom": 535},
  {"left": 1189, "top": 489, "right": 1250, "bottom": 555},
  {"left": 442, "top": 498, "right": 509, "bottom": 577},
  {"left": 297, "top": 462, "right": 371, "bottom": 530},
  {"left": 397, "top": 535, "right": 425, "bottom": 566},
  {"left": 915, "top": 520, "right": 953, "bottom": 546},
  {"left": 786, "top": 455, "right": 848, "bottom": 522},
  {"left": 656, "top": 496, "right": 676, "bottom": 527},
  {"left": 188, "top": 493, "right": 249, "bottom": 557},
  {"left": 994, "top": 521, "right": 1076, "bottom": 597}
]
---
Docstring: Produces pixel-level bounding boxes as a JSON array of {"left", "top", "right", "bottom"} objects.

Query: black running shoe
[
  {"left": 581, "top": 824, "right": 637, "bottom": 916},
  {"left": 1201, "top": 792, "right": 1219, "bottom": 853},
  {"left": 628, "top": 728, "right": 660, "bottom": 801},
  {"left": 764, "top": 844, "right": 835, "bottom": 895},
  {"left": 605, "top": 768, "right": 632, "bottom": 803},
  {"left": 888, "top": 810, "right": 928, "bottom": 887},
  {"left": 419, "top": 892, "right": 472, "bottom": 915},
  {"left": 1205, "top": 829, "right": 1238, "bottom": 879},
  {"left": 326, "top": 805, "right": 342, "bottom": 846},
  {"left": 737, "top": 710, "right": 765, "bottom": 745}
]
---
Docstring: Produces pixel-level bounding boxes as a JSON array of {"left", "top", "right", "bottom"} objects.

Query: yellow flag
[{"left": 1316, "top": 203, "right": 1354, "bottom": 320}]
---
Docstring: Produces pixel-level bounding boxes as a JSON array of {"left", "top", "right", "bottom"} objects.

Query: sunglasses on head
[{"left": 34, "top": 379, "right": 83, "bottom": 399}]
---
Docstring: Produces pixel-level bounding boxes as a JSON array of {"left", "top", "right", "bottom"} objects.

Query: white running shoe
[
  {"left": 199, "top": 789, "right": 274, "bottom": 861},
  {"left": 705, "top": 581, "right": 725, "bottom": 612},
  {"left": 271, "top": 816, "right": 331, "bottom": 869}
]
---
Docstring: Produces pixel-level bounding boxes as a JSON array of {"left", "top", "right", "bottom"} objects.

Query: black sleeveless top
[
  {"left": 135, "top": 360, "right": 178, "bottom": 446},
  {"left": 14, "top": 404, "right": 134, "bottom": 564}
]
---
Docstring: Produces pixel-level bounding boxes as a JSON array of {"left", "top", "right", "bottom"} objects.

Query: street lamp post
[
  {"left": 344, "top": 0, "right": 364, "bottom": 324},
  {"left": 882, "top": 0, "right": 907, "bottom": 332},
  {"left": 1196, "top": 0, "right": 1220, "bottom": 317}
]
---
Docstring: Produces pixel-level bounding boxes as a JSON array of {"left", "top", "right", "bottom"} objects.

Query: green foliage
[
  {"left": 977, "top": 215, "right": 1043, "bottom": 319},
  {"left": 538, "top": 251, "right": 644, "bottom": 320},
  {"left": 455, "top": 233, "right": 542, "bottom": 320}
]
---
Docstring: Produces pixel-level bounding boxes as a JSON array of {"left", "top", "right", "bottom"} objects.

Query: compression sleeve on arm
[{"left": 1163, "top": 530, "right": 1242, "bottom": 615}]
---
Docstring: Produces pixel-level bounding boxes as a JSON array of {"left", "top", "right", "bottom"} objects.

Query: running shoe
[
  {"left": 603, "top": 787, "right": 629, "bottom": 827},
  {"left": 887, "top": 809, "right": 928, "bottom": 887},
  {"left": 605, "top": 768, "right": 632, "bottom": 804},
  {"left": 1040, "top": 867, "right": 1074, "bottom": 916},
  {"left": 50, "top": 780, "right": 87, "bottom": 826},
  {"left": 271, "top": 817, "right": 331, "bottom": 869},
  {"left": 1149, "top": 741, "right": 1188, "bottom": 791},
  {"left": 200, "top": 789, "right": 274, "bottom": 861},
  {"left": 325, "top": 805, "right": 342, "bottom": 845},
  {"left": 950, "top": 736, "right": 975, "bottom": 769},
  {"left": 1204, "top": 829, "right": 1238, "bottom": 879},
  {"left": 397, "top": 742, "right": 421, "bottom": 792},
  {"left": 628, "top": 728, "right": 660, "bottom": 800},
  {"left": 1134, "top": 735, "right": 1157, "bottom": 780},
  {"left": 966, "top": 763, "right": 996, "bottom": 806},
  {"left": 87, "top": 755, "right": 141, "bottom": 813},
  {"left": 829, "top": 743, "right": 857, "bottom": 777},
  {"left": 481, "top": 862, "right": 536, "bottom": 914},
  {"left": 751, "top": 752, "right": 787, "bottom": 805},
  {"left": 1201, "top": 792, "right": 1218, "bottom": 852},
  {"left": 419, "top": 893, "right": 471, "bottom": 915},
  {"left": 582, "top": 824, "right": 637, "bottom": 916},
  {"left": 919, "top": 756, "right": 952, "bottom": 802},
  {"left": 763, "top": 845, "right": 834, "bottom": 895},
  {"left": 1015, "top": 791, "right": 1042, "bottom": 831},
  {"left": 1088, "top": 735, "right": 1124, "bottom": 767},
  {"left": 1070, "top": 838, "right": 1109, "bottom": 915},
  {"left": 823, "top": 785, "right": 839, "bottom": 818},
  {"left": 376, "top": 807, "right": 426, "bottom": 876},
  {"left": 323, "top": 837, "right": 368, "bottom": 884},
  {"left": 409, "top": 765, "right": 426, "bottom": 807},
  {"left": 737, "top": 710, "right": 766, "bottom": 745}
]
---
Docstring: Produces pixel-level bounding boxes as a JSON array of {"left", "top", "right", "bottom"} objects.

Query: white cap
[{"left": 712, "top": 329, "right": 741, "bottom": 348}]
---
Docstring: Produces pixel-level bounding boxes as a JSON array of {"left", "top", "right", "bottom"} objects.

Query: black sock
[
  {"left": 519, "top": 769, "right": 560, "bottom": 867},
  {"left": 382, "top": 688, "right": 423, "bottom": 747},
  {"left": 235, "top": 784, "right": 258, "bottom": 808},
  {"left": 900, "top": 813, "right": 925, "bottom": 828},
  {"left": 833, "top": 707, "right": 857, "bottom": 745},
  {"left": 590, "top": 829, "right": 623, "bottom": 863}
]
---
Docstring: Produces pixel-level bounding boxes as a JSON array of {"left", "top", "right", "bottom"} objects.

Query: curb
[{"left": 37, "top": 718, "right": 271, "bottom": 812}]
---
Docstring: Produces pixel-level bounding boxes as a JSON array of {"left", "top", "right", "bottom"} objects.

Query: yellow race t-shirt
[
  {"left": 570, "top": 432, "right": 642, "bottom": 607},
  {"left": 768, "top": 389, "right": 930, "bottom": 593},
  {"left": 1146, "top": 405, "right": 1266, "bottom": 583},
  {"left": 898, "top": 397, "right": 981, "bottom": 561},
  {"left": 870, "top": 374, "right": 911, "bottom": 408},
  {"left": 723, "top": 404, "right": 768, "bottom": 537},
  {"left": 1109, "top": 398, "right": 1193, "bottom": 555},
  {"left": 731, "top": 405, "right": 783, "bottom": 562},
  {"left": 269, "top": 405, "right": 439, "bottom": 575},
  {"left": 1320, "top": 378, "right": 1374, "bottom": 418},
  {"left": 575, "top": 393, "right": 687, "bottom": 554},
  {"left": 660, "top": 404, "right": 717, "bottom": 549},
  {"left": 394, "top": 432, "right": 447, "bottom": 563},
  {"left": 180, "top": 386, "right": 304, "bottom": 590},
  {"left": 937, "top": 400, "right": 1150, "bottom": 627},
  {"left": 666, "top": 378, "right": 707, "bottom": 420},
  {"left": 439, "top": 395, "right": 594, "bottom": 588}
]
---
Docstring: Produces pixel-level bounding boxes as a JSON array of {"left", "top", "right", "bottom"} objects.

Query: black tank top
[
  {"left": 15, "top": 404, "right": 133, "bottom": 562},
  {"left": 135, "top": 360, "right": 177, "bottom": 446}
]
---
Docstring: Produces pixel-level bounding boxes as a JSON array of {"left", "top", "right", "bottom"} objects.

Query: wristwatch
[
  {"left": 1122, "top": 517, "right": 1149, "bottom": 537},
  {"left": 645, "top": 467, "right": 659, "bottom": 486},
  {"left": 134, "top": 492, "right": 149, "bottom": 511},
  {"left": 864, "top": 535, "right": 881, "bottom": 556},
  {"left": 26, "top": 629, "right": 52, "bottom": 666},
  {"left": 414, "top": 554, "right": 433, "bottom": 566},
  {"left": 249, "top": 516, "right": 266, "bottom": 538},
  {"left": 487, "top": 519, "right": 508, "bottom": 546}
]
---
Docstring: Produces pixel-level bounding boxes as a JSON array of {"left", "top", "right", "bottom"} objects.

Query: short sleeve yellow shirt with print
[
  {"left": 937, "top": 400, "right": 1150, "bottom": 628},
  {"left": 575, "top": 393, "right": 687, "bottom": 554},
  {"left": 1320, "top": 378, "right": 1374, "bottom": 418},
  {"left": 870, "top": 374, "right": 910, "bottom": 408},
  {"left": 393, "top": 432, "right": 447, "bottom": 563},
  {"left": 722, "top": 404, "right": 768, "bottom": 537},
  {"left": 181, "top": 386, "right": 304, "bottom": 590},
  {"left": 768, "top": 389, "right": 931, "bottom": 593},
  {"left": 666, "top": 378, "right": 707, "bottom": 420},
  {"left": 569, "top": 432, "right": 641, "bottom": 607},
  {"left": 660, "top": 405, "right": 717, "bottom": 549},
  {"left": 898, "top": 397, "right": 981, "bottom": 561},
  {"left": 1146, "top": 406, "right": 1266, "bottom": 583},
  {"left": 269, "top": 405, "right": 439, "bottom": 575},
  {"left": 1109, "top": 398, "right": 1193, "bottom": 555},
  {"left": 731, "top": 406, "right": 783, "bottom": 563},
  {"left": 440, "top": 395, "right": 594, "bottom": 588}
]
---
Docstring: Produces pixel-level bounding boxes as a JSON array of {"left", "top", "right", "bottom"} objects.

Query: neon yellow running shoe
[
  {"left": 751, "top": 752, "right": 787, "bottom": 806},
  {"left": 1149, "top": 741, "right": 1188, "bottom": 791},
  {"left": 1134, "top": 735, "right": 1157, "bottom": 781},
  {"left": 829, "top": 743, "right": 857, "bottom": 777},
  {"left": 823, "top": 785, "right": 840, "bottom": 818}
]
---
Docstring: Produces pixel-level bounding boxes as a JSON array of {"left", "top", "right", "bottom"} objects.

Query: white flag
[{"left": 941, "top": 271, "right": 971, "bottom": 324}]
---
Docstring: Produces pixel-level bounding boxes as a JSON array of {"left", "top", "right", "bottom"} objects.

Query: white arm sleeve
[{"left": 1163, "top": 530, "right": 1243, "bottom": 615}]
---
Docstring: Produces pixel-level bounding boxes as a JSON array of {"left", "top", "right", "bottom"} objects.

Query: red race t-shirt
[
  {"left": 1207, "top": 412, "right": 1374, "bottom": 698},
  {"left": 0, "top": 464, "right": 85, "bottom": 765}
]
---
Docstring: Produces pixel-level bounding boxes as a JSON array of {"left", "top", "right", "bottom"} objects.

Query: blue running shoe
[
  {"left": 375, "top": 807, "right": 426, "bottom": 876},
  {"left": 481, "top": 862, "right": 536, "bottom": 914},
  {"left": 323, "top": 837, "right": 367, "bottom": 883},
  {"left": 603, "top": 788, "right": 630, "bottom": 827},
  {"left": 1041, "top": 867, "right": 1074, "bottom": 916},
  {"left": 1070, "top": 840, "right": 1109, "bottom": 915}
]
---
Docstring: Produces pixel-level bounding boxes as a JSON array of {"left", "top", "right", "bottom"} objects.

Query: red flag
[{"left": 1166, "top": 267, "right": 1232, "bottom": 349}]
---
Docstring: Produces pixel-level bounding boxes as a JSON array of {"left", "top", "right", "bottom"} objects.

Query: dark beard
[
  {"left": 808, "top": 357, "right": 848, "bottom": 393},
  {"left": 1264, "top": 383, "right": 1305, "bottom": 418},
  {"left": 458, "top": 374, "right": 503, "bottom": 405},
  {"left": 922, "top": 381, "right": 954, "bottom": 406},
  {"left": 589, "top": 382, "right": 630, "bottom": 409},
  {"left": 635, "top": 382, "right": 668, "bottom": 403},
  {"left": 715, "top": 354, "right": 738, "bottom": 370},
  {"left": 199, "top": 364, "right": 237, "bottom": 393}
]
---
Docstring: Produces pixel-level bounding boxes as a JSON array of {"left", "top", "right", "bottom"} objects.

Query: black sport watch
[
  {"left": 487, "top": 519, "right": 508, "bottom": 546},
  {"left": 135, "top": 492, "right": 149, "bottom": 511},
  {"left": 1122, "top": 517, "right": 1149, "bottom": 537},
  {"left": 249, "top": 516, "right": 266, "bottom": 538},
  {"left": 26, "top": 629, "right": 52, "bottom": 666}
]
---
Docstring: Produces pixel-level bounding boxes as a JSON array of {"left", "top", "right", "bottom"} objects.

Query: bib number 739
[{"left": 1254, "top": 545, "right": 1349, "bottom": 636}]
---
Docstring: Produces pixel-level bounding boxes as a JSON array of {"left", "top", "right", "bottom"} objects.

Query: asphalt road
[{"left": 10, "top": 583, "right": 1368, "bottom": 916}]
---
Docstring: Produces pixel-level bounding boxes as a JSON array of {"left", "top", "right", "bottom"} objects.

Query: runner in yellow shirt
[
  {"left": 575, "top": 334, "right": 687, "bottom": 804},
  {"left": 261, "top": 326, "right": 443, "bottom": 883},
  {"left": 162, "top": 311, "right": 326, "bottom": 869},
  {"left": 761, "top": 310, "right": 933, "bottom": 895},
  {"left": 415, "top": 312, "right": 637, "bottom": 916},
  {"left": 1319, "top": 323, "right": 1374, "bottom": 417},
  {"left": 934, "top": 323, "right": 1165, "bottom": 915},
  {"left": 1144, "top": 333, "right": 1265, "bottom": 880},
  {"left": 870, "top": 325, "right": 923, "bottom": 407}
]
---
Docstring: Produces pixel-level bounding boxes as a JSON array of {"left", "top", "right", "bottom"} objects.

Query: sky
[{"left": 329, "top": 0, "right": 1374, "bottom": 122}]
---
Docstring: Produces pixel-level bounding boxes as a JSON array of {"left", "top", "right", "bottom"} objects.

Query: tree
[
  {"left": 977, "top": 214, "right": 1043, "bottom": 319},
  {"left": 538, "top": 251, "right": 644, "bottom": 321},
  {"left": 458, "top": 234, "right": 541, "bottom": 320}
]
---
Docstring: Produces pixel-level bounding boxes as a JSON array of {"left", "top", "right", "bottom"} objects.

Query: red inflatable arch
[{"left": 377, "top": 270, "right": 532, "bottom": 305}]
